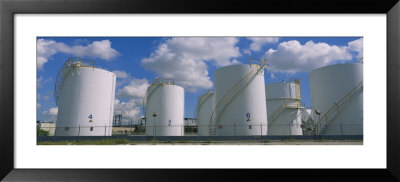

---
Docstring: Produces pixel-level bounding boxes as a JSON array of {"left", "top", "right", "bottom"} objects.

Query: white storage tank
[
  {"left": 55, "top": 57, "right": 116, "bottom": 136},
  {"left": 212, "top": 63, "right": 268, "bottom": 136},
  {"left": 265, "top": 80, "right": 304, "bottom": 135},
  {"left": 196, "top": 91, "right": 215, "bottom": 136},
  {"left": 144, "top": 79, "right": 184, "bottom": 136},
  {"left": 309, "top": 63, "right": 363, "bottom": 135}
]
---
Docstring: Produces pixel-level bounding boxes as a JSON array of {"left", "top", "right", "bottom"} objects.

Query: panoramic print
[{"left": 36, "top": 37, "right": 363, "bottom": 145}]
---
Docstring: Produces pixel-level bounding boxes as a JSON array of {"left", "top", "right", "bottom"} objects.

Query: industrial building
[
  {"left": 37, "top": 122, "right": 56, "bottom": 136},
  {"left": 54, "top": 57, "right": 116, "bottom": 136}
]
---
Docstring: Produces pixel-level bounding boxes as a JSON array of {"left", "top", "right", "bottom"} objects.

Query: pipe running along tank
[{"left": 55, "top": 57, "right": 116, "bottom": 136}]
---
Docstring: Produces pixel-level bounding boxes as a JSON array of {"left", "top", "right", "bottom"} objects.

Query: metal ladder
[
  {"left": 209, "top": 58, "right": 268, "bottom": 136},
  {"left": 313, "top": 80, "right": 363, "bottom": 135},
  {"left": 54, "top": 61, "right": 69, "bottom": 106},
  {"left": 54, "top": 57, "right": 95, "bottom": 106}
]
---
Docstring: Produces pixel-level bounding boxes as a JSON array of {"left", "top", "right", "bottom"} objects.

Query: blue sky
[{"left": 36, "top": 37, "right": 363, "bottom": 124}]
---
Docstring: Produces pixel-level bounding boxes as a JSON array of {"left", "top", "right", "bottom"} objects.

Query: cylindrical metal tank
[
  {"left": 265, "top": 81, "right": 303, "bottom": 135},
  {"left": 196, "top": 91, "right": 214, "bottom": 136},
  {"left": 55, "top": 58, "right": 116, "bottom": 136},
  {"left": 213, "top": 64, "right": 268, "bottom": 136},
  {"left": 145, "top": 79, "right": 184, "bottom": 136},
  {"left": 309, "top": 63, "right": 363, "bottom": 135}
]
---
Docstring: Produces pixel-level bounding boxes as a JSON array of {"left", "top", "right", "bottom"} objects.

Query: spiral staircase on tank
[
  {"left": 208, "top": 58, "right": 268, "bottom": 136},
  {"left": 312, "top": 79, "right": 363, "bottom": 135},
  {"left": 54, "top": 57, "right": 95, "bottom": 106}
]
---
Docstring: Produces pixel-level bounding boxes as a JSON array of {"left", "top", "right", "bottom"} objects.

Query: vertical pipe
[
  {"left": 336, "top": 103, "right": 339, "bottom": 113},
  {"left": 289, "top": 123, "right": 292, "bottom": 136},
  {"left": 341, "top": 122, "right": 343, "bottom": 136},
  {"left": 130, "top": 120, "right": 133, "bottom": 136},
  {"left": 78, "top": 125, "right": 80, "bottom": 136},
  {"left": 152, "top": 125, "right": 155, "bottom": 141},
  {"left": 154, "top": 116, "right": 156, "bottom": 137},
  {"left": 233, "top": 121, "right": 236, "bottom": 141}
]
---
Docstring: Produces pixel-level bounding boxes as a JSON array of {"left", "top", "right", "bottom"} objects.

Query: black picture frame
[{"left": 1, "top": 0, "right": 399, "bottom": 181}]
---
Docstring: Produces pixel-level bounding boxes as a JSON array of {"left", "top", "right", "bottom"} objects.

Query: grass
[
  {"left": 37, "top": 139, "right": 132, "bottom": 145},
  {"left": 282, "top": 138, "right": 296, "bottom": 143},
  {"left": 37, "top": 138, "right": 362, "bottom": 145}
]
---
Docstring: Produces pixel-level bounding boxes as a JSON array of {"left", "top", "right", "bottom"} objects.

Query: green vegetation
[
  {"left": 37, "top": 138, "right": 362, "bottom": 145},
  {"left": 37, "top": 129, "right": 49, "bottom": 136},
  {"left": 283, "top": 138, "right": 296, "bottom": 143},
  {"left": 178, "top": 140, "right": 194, "bottom": 143},
  {"left": 37, "top": 139, "right": 132, "bottom": 145}
]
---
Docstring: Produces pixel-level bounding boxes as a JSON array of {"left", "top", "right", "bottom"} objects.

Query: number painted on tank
[{"left": 246, "top": 113, "right": 251, "bottom": 118}]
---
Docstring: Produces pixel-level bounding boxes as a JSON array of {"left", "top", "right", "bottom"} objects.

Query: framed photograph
[{"left": 1, "top": 0, "right": 399, "bottom": 181}]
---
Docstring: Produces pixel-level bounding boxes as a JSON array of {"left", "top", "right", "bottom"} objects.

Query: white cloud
[
  {"left": 114, "top": 77, "right": 149, "bottom": 121},
  {"left": 248, "top": 37, "right": 279, "bottom": 51},
  {"left": 347, "top": 38, "right": 363, "bottom": 59},
  {"left": 264, "top": 40, "right": 353, "bottom": 73},
  {"left": 37, "top": 103, "right": 41, "bottom": 109},
  {"left": 42, "top": 107, "right": 58, "bottom": 116},
  {"left": 116, "top": 78, "right": 149, "bottom": 99},
  {"left": 36, "top": 39, "right": 120, "bottom": 69},
  {"left": 243, "top": 49, "right": 252, "bottom": 55},
  {"left": 37, "top": 76, "right": 52, "bottom": 88},
  {"left": 113, "top": 99, "right": 142, "bottom": 122},
  {"left": 142, "top": 37, "right": 241, "bottom": 92},
  {"left": 112, "top": 70, "right": 129, "bottom": 79},
  {"left": 112, "top": 70, "right": 133, "bottom": 88}
]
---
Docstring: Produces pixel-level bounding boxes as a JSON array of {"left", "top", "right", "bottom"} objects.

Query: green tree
[{"left": 37, "top": 129, "right": 49, "bottom": 136}]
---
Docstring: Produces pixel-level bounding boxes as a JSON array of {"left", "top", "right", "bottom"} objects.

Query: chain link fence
[{"left": 37, "top": 123, "right": 362, "bottom": 136}]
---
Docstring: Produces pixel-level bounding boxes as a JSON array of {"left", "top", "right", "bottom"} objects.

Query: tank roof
[{"left": 310, "top": 62, "right": 362, "bottom": 74}]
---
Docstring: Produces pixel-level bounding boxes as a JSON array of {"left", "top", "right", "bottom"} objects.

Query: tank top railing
[
  {"left": 54, "top": 57, "right": 95, "bottom": 106},
  {"left": 151, "top": 78, "right": 175, "bottom": 85},
  {"left": 313, "top": 80, "right": 363, "bottom": 135},
  {"left": 209, "top": 58, "right": 267, "bottom": 136}
]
